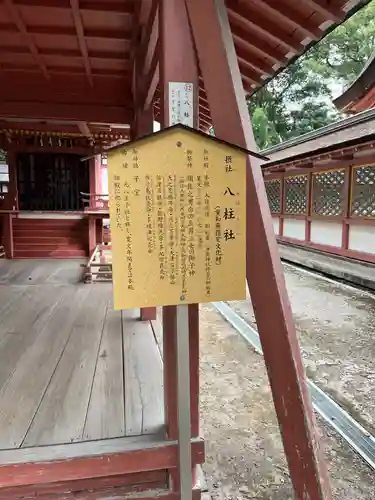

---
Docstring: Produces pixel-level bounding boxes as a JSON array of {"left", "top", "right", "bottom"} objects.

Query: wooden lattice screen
[
  {"left": 312, "top": 168, "right": 345, "bottom": 216},
  {"left": 265, "top": 179, "right": 281, "bottom": 213},
  {"left": 351, "top": 165, "right": 375, "bottom": 217},
  {"left": 284, "top": 175, "right": 308, "bottom": 215}
]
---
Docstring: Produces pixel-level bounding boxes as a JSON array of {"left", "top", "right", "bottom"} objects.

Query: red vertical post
[
  {"left": 88, "top": 217, "right": 96, "bottom": 256},
  {"left": 95, "top": 155, "right": 102, "bottom": 196},
  {"left": 132, "top": 23, "right": 157, "bottom": 322},
  {"left": 7, "top": 151, "right": 18, "bottom": 211},
  {"left": 341, "top": 165, "right": 352, "bottom": 250},
  {"left": 159, "top": 0, "right": 200, "bottom": 491},
  {"left": 279, "top": 174, "right": 285, "bottom": 238},
  {"left": 306, "top": 171, "right": 313, "bottom": 243},
  {"left": 3, "top": 151, "right": 17, "bottom": 258},
  {"left": 186, "top": 1, "right": 332, "bottom": 499},
  {"left": 88, "top": 157, "right": 97, "bottom": 257},
  {"left": 89, "top": 157, "right": 96, "bottom": 208},
  {"left": 3, "top": 213, "right": 14, "bottom": 259}
]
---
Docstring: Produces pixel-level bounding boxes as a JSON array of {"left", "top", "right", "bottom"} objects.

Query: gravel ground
[
  {"left": 230, "top": 263, "right": 375, "bottom": 435},
  {"left": 199, "top": 304, "right": 375, "bottom": 500}
]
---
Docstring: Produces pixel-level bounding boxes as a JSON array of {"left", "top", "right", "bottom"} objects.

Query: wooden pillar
[
  {"left": 88, "top": 217, "right": 96, "bottom": 256},
  {"left": 159, "top": 0, "right": 200, "bottom": 491},
  {"left": 88, "top": 157, "right": 97, "bottom": 256},
  {"left": 279, "top": 174, "right": 285, "bottom": 237},
  {"left": 89, "top": 157, "right": 96, "bottom": 203},
  {"left": 3, "top": 151, "right": 17, "bottom": 258},
  {"left": 3, "top": 214, "right": 14, "bottom": 259},
  {"left": 95, "top": 155, "right": 102, "bottom": 195},
  {"left": 132, "top": 21, "right": 158, "bottom": 322},
  {"left": 186, "top": 1, "right": 332, "bottom": 500},
  {"left": 7, "top": 151, "right": 18, "bottom": 211},
  {"left": 341, "top": 165, "right": 352, "bottom": 250},
  {"left": 306, "top": 171, "right": 312, "bottom": 243}
]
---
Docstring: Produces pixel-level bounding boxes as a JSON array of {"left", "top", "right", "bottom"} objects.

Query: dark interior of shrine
[{"left": 17, "top": 153, "right": 89, "bottom": 211}]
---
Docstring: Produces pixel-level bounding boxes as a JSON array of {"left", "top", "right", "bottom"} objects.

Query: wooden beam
[
  {"left": 238, "top": 60, "right": 262, "bottom": 85},
  {"left": 227, "top": 1, "right": 301, "bottom": 53},
  {"left": 236, "top": 49, "right": 273, "bottom": 77},
  {"left": 0, "top": 437, "right": 205, "bottom": 489},
  {"left": 248, "top": 0, "right": 321, "bottom": 39},
  {"left": 70, "top": 0, "right": 93, "bottom": 86},
  {"left": 0, "top": 102, "right": 132, "bottom": 125},
  {"left": 143, "top": 47, "right": 159, "bottom": 110},
  {"left": 136, "top": 0, "right": 159, "bottom": 110},
  {"left": 0, "top": 23, "right": 132, "bottom": 40},
  {"left": 139, "top": 0, "right": 159, "bottom": 77},
  {"left": 12, "top": 0, "right": 134, "bottom": 13},
  {"left": 232, "top": 33, "right": 285, "bottom": 67},
  {"left": 3, "top": 0, "right": 49, "bottom": 79},
  {"left": 199, "top": 116, "right": 211, "bottom": 130},
  {"left": 0, "top": 83, "right": 132, "bottom": 107},
  {"left": 78, "top": 122, "right": 93, "bottom": 140},
  {"left": 0, "top": 65, "right": 129, "bottom": 78},
  {"left": 186, "top": 1, "right": 333, "bottom": 500},
  {"left": 0, "top": 121, "right": 80, "bottom": 134},
  {"left": 0, "top": 45, "right": 131, "bottom": 62},
  {"left": 5, "top": 143, "right": 99, "bottom": 155},
  {"left": 302, "top": 0, "right": 344, "bottom": 22}
]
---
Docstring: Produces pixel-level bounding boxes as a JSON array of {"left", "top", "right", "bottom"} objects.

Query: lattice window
[
  {"left": 265, "top": 179, "right": 281, "bottom": 213},
  {"left": 351, "top": 165, "right": 375, "bottom": 217},
  {"left": 312, "top": 169, "right": 345, "bottom": 216},
  {"left": 284, "top": 175, "right": 307, "bottom": 214}
]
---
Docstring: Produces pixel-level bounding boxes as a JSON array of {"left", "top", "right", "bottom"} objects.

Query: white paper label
[{"left": 168, "top": 82, "right": 194, "bottom": 127}]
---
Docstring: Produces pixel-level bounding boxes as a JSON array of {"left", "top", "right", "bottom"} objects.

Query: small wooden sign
[{"left": 107, "top": 124, "right": 264, "bottom": 310}]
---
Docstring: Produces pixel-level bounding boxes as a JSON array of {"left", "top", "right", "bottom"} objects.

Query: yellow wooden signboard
[{"left": 108, "top": 125, "right": 250, "bottom": 310}]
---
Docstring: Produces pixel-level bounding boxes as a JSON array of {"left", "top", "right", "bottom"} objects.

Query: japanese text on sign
[
  {"left": 108, "top": 128, "right": 246, "bottom": 310},
  {"left": 169, "top": 82, "right": 194, "bottom": 127}
]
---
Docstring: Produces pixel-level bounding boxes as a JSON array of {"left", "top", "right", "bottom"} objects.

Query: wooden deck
[{"left": 0, "top": 260, "right": 164, "bottom": 453}]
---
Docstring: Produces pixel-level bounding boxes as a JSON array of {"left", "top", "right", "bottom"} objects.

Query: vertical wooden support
[
  {"left": 89, "top": 157, "right": 96, "bottom": 207},
  {"left": 342, "top": 165, "right": 352, "bottom": 250},
  {"left": 306, "top": 172, "right": 313, "bottom": 243},
  {"left": 95, "top": 155, "right": 102, "bottom": 195},
  {"left": 159, "top": 0, "right": 200, "bottom": 492},
  {"left": 3, "top": 213, "right": 14, "bottom": 259},
  {"left": 88, "top": 217, "right": 96, "bottom": 256},
  {"left": 279, "top": 174, "right": 285, "bottom": 237},
  {"left": 186, "top": 1, "right": 332, "bottom": 499},
  {"left": 88, "top": 156, "right": 98, "bottom": 257},
  {"left": 7, "top": 151, "right": 18, "bottom": 211}
]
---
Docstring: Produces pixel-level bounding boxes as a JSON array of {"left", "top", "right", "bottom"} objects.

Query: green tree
[
  {"left": 249, "top": 0, "right": 375, "bottom": 149},
  {"left": 0, "top": 150, "right": 6, "bottom": 163}
]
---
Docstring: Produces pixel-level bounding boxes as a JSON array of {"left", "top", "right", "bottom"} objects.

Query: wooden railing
[{"left": 80, "top": 192, "right": 109, "bottom": 211}]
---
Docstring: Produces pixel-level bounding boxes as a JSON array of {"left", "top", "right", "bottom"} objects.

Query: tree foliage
[{"left": 249, "top": 0, "right": 375, "bottom": 149}]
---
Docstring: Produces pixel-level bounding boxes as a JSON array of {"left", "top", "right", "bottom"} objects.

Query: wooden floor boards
[{"left": 0, "top": 260, "right": 164, "bottom": 451}]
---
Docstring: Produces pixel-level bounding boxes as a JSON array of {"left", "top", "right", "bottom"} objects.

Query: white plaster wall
[
  {"left": 310, "top": 220, "right": 342, "bottom": 247},
  {"left": 272, "top": 217, "right": 280, "bottom": 235},
  {"left": 283, "top": 219, "right": 305, "bottom": 240},
  {"left": 349, "top": 224, "right": 375, "bottom": 255}
]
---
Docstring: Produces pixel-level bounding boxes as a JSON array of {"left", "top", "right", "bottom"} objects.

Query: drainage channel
[{"left": 212, "top": 301, "right": 375, "bottom": 471}]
